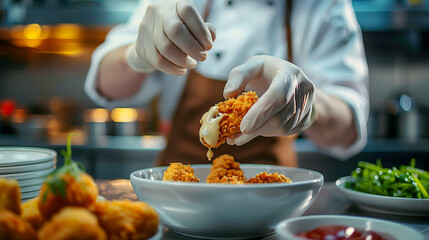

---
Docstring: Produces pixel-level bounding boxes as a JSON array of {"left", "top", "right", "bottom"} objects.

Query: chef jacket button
[
  {"left": 266, "top": 0, "right": 274, "bottom": 6},
  {"left": 227, "top": 0, "right": 233, "bottom": 6},
  {"left": 215, "top": 52, "right": 223, "bottom": 59}
]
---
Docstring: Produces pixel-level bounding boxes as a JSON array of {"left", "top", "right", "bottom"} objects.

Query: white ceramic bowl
[
  {"left": 130, "top": 164, "right": 323, "bottom": 239},
  {"left": 336, "top": 176, "right": 429, "bottom": 216},
  {"left": 276, "top": 215, "right": 424, "bottom": 240}
]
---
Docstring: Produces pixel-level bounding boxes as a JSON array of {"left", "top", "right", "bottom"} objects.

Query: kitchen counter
[{"left": 97, "top": 180, "right": 429, "bottom": 240}]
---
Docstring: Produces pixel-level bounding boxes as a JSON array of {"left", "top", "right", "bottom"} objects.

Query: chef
[{"left": 85, "top": 0, "right": 369, "bottom": 167}]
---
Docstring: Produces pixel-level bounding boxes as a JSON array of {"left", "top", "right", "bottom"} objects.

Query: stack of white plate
[{"left": 0, "top": 147, "right": 56, "bottom": 202}]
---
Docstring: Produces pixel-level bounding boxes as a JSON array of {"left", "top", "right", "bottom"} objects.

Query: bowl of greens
[{"left": 336, "top": 159, "right": 429, "bottom": 216}]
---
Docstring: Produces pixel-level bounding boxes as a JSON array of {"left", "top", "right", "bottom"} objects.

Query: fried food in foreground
[
  {"left": 163, "top": 162, "right": 199, "bottom": 182},
  {"left": 245, "top": 172, "right": 292, "bottom": 184},
  {"left": 206, "top": 154, "right": 246, "bottom": 183},
  {"left": 21, "top": 197, "right": 44, "bottom": 230},
  {"left": 0, "top": 209, "right": 37, "bottom": 240},
  {"left": 0, "top": 178, "right": 21, "bottom": 215},
  {"left": 38, "top": 207, "right": 106, "bottom": 240},
  {"left": 200, "top": 91, "right": 258, "bottom": 160},
  {"left": 38, "top": 172, "right": 99, "bottom": 220},
  {"left": 92, "top": 200, "right": 159, "bottom": 240}
]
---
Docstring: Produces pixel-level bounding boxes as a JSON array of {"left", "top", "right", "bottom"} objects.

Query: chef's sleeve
[
  {"left": 84, "top": 0, "right": 162, "bottom": 109},
  {"left": 296, "top": 0, "right": 369, "bottom": 160}
]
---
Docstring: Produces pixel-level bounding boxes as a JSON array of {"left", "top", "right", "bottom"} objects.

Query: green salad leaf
[{"left": 344, "top": 159, "right": 429, "bottom": 199}]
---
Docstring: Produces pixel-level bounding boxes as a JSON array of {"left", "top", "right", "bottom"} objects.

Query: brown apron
[{"left": 155, "top": 0, "right": 297, "bottom": 167}]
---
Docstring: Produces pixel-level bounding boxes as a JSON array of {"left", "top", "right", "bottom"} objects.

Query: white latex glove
[
  {"left": 224, "top": 55, "right": 315, "bottom": 146},
  {"left": 126, "top": 0, "right": 216, "bottom": 75}
]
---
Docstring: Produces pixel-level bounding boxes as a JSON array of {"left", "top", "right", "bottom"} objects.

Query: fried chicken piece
[
  {"left": 245, "top": 172, "right": 292, "bottom": 184},
  {"left": 38, "top": 207, "right": 106, "bottom": 240},
  {"left": 0, "top": 209, "right": 37, "bottom": 240},
  {"left": 163, "top": 162, "right": 199, "bottom": 182},
  {"left": 206, "top": 154, "right": 246, "bottom": 183},
  {"left": 0, "top": 178, "right": 21, "bottom": 215},
  {"left": 200, "top": 91, "right": 258, "bottom": 160},
  {"left": 92, "top": 200, "right": 159, "bottom": 240},
  {"left": 38, "top": 172, "right": 99, "bottom": 220},
  {"left": 216, "top": 176, "right": 244, "bottom": 184},
  {"left": 21, "top": 197, "right": 44, "bottom": 230}
]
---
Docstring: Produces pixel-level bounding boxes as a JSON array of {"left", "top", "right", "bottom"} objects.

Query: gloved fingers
[
  {"left": 206, "top": 23, "right": 217, "bottom": 42},
  {"left": 163, "top": 6, "right": 207, "bottom": 61},
  {"left": 223, "top": 57, "right": 265, "bottom": 99},
  {"left": 153, "top": 14, "right": 197, "bottom": 69},
  {"left": 289, "top": 108, "right": 312, "bottom": 134},
  {"left": 145, "top": 45, "right": 187, "bottom": 76},
  {"left": 240, "top": 68, "right": 295, "bottom": 133},
  {"left": 229, "top": 118, "right": 283, "bottom": 145},
  {"left": 176, "top": 0, "right": 213, "bottom": 50},
  {"left": 227, "top": 131, "right": 258, "bottom": 146}
]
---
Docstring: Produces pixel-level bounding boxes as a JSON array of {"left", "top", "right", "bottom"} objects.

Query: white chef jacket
[{"left": 85, "top": 0, "right": 369, "bottom": 160}]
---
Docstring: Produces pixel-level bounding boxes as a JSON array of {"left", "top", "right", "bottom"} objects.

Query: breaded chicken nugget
[
  {"left": 163, "top": 162, "right": 199, "bottom": 182},
  {"left": 206, "top": 154, "right": 246, "bottom": 183},
  {"left": 245, "top": 172, "right": 292, "bottom": 184},
  {"left": 0, "top": 178, "right": 21, "bottom": 215},
  {"left": 0, "top": 209, "right": 37, "bottom": 240},
  {"left": 38, "top": 207, "right": 106, "bottom": 240},
  {"left": 200, "top": 91, "right": 258, "bottom": 160},
  {"left": 92, "top": 200, "right": 159, "bottom": 240},
  {"left": 21, "top": 197, "right": 44, "bottom": 230},
  {"left": 216, "top": 176, "right": 244, "bottom": 184},
  {"left": 38, "top": 134, "right": 99, "bottom": 220},
  {"left": 38, "top": 172, "right": 99, "bottom": 220}
]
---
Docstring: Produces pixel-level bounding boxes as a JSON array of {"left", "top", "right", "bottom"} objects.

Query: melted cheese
[{"left": 199, "top": 106, "right": 224, "bottom": 160}]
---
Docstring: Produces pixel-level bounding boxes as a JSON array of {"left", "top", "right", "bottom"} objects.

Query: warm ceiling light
[
  {"left": 53, "top": 24, "right": 81, "bottom": 39},
  {"left": 24, "top": 23, "right": 42, "bottom": 39},
  {"left": 111, "top": 108, "right": 138, "bottom": 122},
  {"left": 85, "top": 108, "right": 109, "bottom": 123}
]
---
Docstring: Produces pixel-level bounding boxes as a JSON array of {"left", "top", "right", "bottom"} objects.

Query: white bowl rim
[
  {"left": 276, "top": 215, "right": 423, "bottom": 239},
  {"left": 336, "top": 176, "right": 429, "bottom": 202},
  {"left": 0, "top": 147, "right": 57, "bottom": 166},
  {"left": 131, "top": 164, "right": 324, "bottom": 189}
]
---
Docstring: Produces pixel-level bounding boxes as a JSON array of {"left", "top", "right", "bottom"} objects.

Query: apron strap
[
  {"left": 203, "top": 0, "right": 213, "bottom": 22},
  {"left": 286, "top": 0, "right": 293, "bottom": 63}
]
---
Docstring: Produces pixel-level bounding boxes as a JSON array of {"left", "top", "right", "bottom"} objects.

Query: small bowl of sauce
[
  {"left": 276, "top": 215, "right": 423, "bottom": 240},
  {"left": 296, "top": 225, "right": 393, "bottom": 240}
]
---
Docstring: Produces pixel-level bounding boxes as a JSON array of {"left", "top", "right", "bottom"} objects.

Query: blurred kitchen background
[{"left": 0, "top": 0, "right": 428, "bottom": 180}]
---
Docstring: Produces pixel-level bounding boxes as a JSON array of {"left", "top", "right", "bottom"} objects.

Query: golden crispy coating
[
  {"left": 206, "top": 154, "right": 246, "bottom": 183},
  {"left": 0, "top": 178, "right": 21, "bottom": 215},
  {"left": 215, "top": 176, "right": 244, "bottom": 184},
  {"left": 38, "top": 172, "right": 99, "bottom": 220},
  {"left": 92, "top": 200, "right": 159, "bottom": 240},
  {"left": 38, "top": 207, "right": 106, "bottom": 240},
  {"left": 21, "top": 197, "right": 44, "bottom": 230},
  {"left": 0, "top": 209, "right": 37, "bottom": 240},
  {"left": 201, "top": 91, "right": 258, "bottom": 149},
  {"left": 245, "top": 172, "right": 292, "bottom": 184},
  {"left": 163, "top": 163, "right": 200, "bottom": 182}
]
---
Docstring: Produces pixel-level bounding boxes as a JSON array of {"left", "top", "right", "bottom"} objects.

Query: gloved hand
[
  {"left": 224, "top": 55, "right": 315, "bottom": 145},
  {"left": 126, "top": 0, "right": 216, "bottom": 75}
]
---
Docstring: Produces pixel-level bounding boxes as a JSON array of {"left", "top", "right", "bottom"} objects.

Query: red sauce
[{"left": 296, "top": 225, "right": 395, "bottom": 240}]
